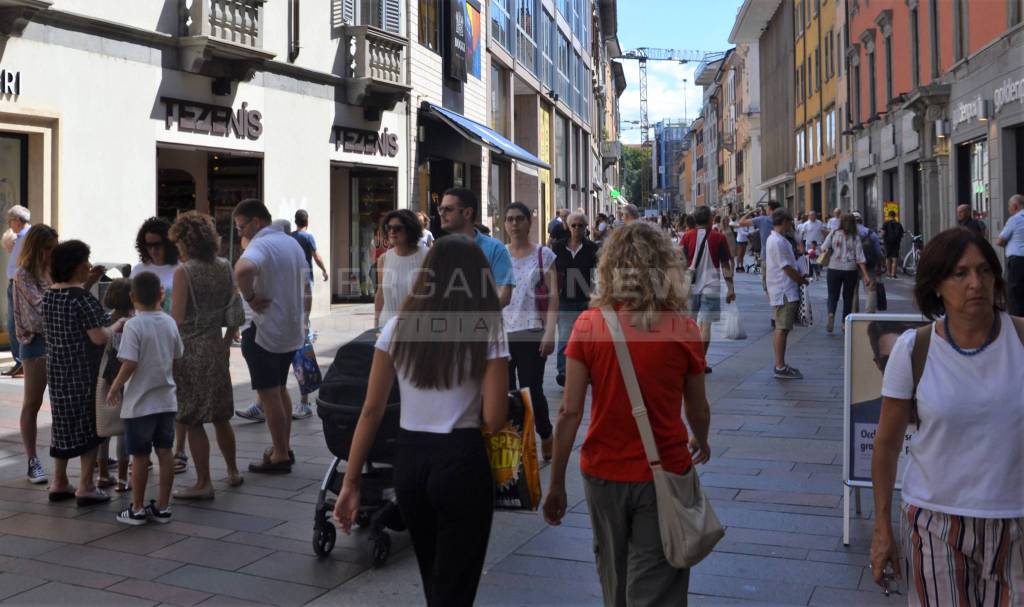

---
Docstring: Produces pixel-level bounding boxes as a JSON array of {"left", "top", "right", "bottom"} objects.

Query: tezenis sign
[
  {"left": 333, "top": 126, "right": 399, "bottom": 158},
  {"left": 161, "top": 97, "right": 263, "bottom": 140}
]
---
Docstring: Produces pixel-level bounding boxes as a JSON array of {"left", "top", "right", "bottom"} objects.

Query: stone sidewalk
[{"left": 0, "top": 272, "right": 917, "bottom": 606}]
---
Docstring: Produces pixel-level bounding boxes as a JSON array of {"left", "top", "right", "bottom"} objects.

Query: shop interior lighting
[{"left": 935, "top": 120, "right": 949, "bottom": 138}]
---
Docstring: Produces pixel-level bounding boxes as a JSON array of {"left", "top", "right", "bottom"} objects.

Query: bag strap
[
  {"left": 599, "top": 307, "right": 663, "bottom": 469},
  {"left": 536, "top": 245, "right": 544, "bottom": 285},
  {"left": 689, "top": 230, "right": 711, "bottom": 271},
  {"left": 909, "top": 323, "right": 933, "bottom": 427}
]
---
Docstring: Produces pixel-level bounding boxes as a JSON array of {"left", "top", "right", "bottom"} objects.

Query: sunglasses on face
[
  {"left": 385, "top": 224, "right": 405, "bottom": 233},
  {"left": 570, "top": 223, "right": 586, "bottom": 229},
  {"left": 145, "top": 240, "right": 165, "bottom": 250}
]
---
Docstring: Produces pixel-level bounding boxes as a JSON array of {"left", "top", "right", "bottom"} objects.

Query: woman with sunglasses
[{"left": 375, "top": 209, "right": 427, "bottom": 328}]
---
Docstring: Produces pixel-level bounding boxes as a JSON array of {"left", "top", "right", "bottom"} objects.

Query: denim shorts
[
  {"left": 123, "top": 412, "right": 176, "bottom": 456},
  {"left": 689, "top": 292, "right": 721, "bottom": 323},
  {"left": 19, "top": 334, "right": 45, "bottom": 359}
]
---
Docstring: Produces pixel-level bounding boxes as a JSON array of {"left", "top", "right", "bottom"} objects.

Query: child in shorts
[{"left": 107, "top": 272, "right": 184, "bottom": 525}]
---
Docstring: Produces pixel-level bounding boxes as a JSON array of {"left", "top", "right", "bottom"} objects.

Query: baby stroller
[{"left": 313, "top": 329, "right": 404, "bottom": 566}]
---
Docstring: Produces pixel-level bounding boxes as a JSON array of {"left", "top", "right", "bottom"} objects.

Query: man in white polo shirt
[{"left": 233, "top": 199, "right": 308, "bottom": 474}]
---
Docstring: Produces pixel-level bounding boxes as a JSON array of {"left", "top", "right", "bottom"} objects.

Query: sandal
[
  {"left": 97, "top": 476, "right": 115, "bottom": 489},
  {"left": 227, "top": 472, "right": 244, "bottom": 488},
  {"left": 248, "top": 458, "right": 292, "bottom": 474},
  {"left": 263, "top": 447, "right": 296, "bottom": 465},
  {"left": 173, "top": 453, "right": 188, "bottom": 474},
  {"left": 48, "top": 487, "right": 76, "bottom": 502},
  {"left": 115, "top": 480, "right": 130, "bottom": 493},
  {"left": 75, "top": 489, "right": 111, "bottom": 507}
]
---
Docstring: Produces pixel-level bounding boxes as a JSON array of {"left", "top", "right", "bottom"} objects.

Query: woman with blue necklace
[{"left": 869, "top": 227, "right": 1024, "bottom": 604}]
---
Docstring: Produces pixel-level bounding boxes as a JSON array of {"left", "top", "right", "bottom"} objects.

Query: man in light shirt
[
  {"left": 3, "top": 205, "right": 30, "bottom": 377},
  {"left": 997, "top": 194, "right": 1024, "bottom": 316},
  {"left": 765, "top": 208, "right": 809, "bottom": 380},
  {"left": 797, "top": 211, "right": 827, "bottom": 253}
]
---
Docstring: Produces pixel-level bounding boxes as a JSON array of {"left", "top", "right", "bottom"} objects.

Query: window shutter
[
  {"left": 382, "top": 0, "right": 400, "bottom": 33},
  {"left": 343, "top": 0, "right": 355, "bottom": 24}
]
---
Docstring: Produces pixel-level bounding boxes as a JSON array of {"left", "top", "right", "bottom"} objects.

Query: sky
[{"left": 617, "top": 0, "right": 745, "bottom": 144}]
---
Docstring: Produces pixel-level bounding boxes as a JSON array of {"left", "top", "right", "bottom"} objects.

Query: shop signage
[
  {"left": 447, "top": 0, "right": 467, "bottom": 82},
  {"left": 952, "top": 96, "right": 984, "bottom": 129},
  {"left": 332, "top": 126, "right": 399, "bottom": 158},
  {"left": 160, "top": 97, "right": 263, "bottom": 141},
  {"left": 0, "top": 70, "right": 20, "bottom": 96},
  {"left": 994, "top": 74, "right": 1024, "bottom": 113}
]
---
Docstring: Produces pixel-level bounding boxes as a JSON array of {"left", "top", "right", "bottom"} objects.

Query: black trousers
[
  {"left": 507, "top": 330, "right": 553, "bottom": 439},
  {"left": 1008, "top": 256, "right": 1024, "bottom": 317},
  {"left": 826, "top": 268, "right": 859, "bottom": 319},
  {"left": 394, "top": 429, "right": 494, "bottom": 607}
]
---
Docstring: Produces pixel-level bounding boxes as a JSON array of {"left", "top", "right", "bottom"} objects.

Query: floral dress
[{"left": 43, "top": 287, "right": 110, "bottom": 458}]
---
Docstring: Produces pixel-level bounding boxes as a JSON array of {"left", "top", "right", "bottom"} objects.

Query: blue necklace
[{"left": 944, "top": 315, "right": 1000, "bottom": 356}]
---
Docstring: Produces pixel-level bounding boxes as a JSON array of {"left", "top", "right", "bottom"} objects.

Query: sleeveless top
[
  {"left": 180, "top": 258, "right": 240, "bottom": 342},
  {"left": 379, "top": 246, "right": 428, "bottom": 327}
]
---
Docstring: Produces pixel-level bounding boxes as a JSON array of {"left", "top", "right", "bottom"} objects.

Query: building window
[
  {"left": 1013, "top": 0, "right": 1024, "bottom": 26},
  {"left": 969, "top": 140, "right": 990, "bottom": 220},
  {"left": 539, "top": 9, "right": 554, "bottom": 91},
  {"left": 557, "top": 32, "right": 570, "bottom": 102},
  {"left": 356, "top": 0, "right": 401, "bottom": 32},
  {"left": 801, "top": 62, "right": 807, "bottom": 101},
  {"left": 853, "top": 61, "right": 861, "bottom": 123},
  {"left": 491, "top": 0, "right": 512, "bottom": 52},
  {"left": 884, "top": 34, "right": 893, "bottom": 102},
  {"left": 796, "top": 2, "right": 804, "bottom": 36},
  {"left": 418, "top": 0, "right": 440, "bottom": 51},
  {"left": 815, "top": 47, "right": 822, "bottom": 90},
  {"left": 910, "top": 6, "right": 920, "bottom": 87},
  {"left": 490, "top": 63, "right": 509, "bottom": 135},
  {"left": 516, "top": 0, "right": 538, "bottom": 74},
  {"left": 867, "top": 48, "right": 877, "bottom": 117},
  {"left": 929, "top": 0, "right": 940, "bottom": 78},
  {"left": 796, "top": 129, "right": 805, "bottom": 168},
  {"left": 953, "top": 0, "right": 967, "bottom": 61}
]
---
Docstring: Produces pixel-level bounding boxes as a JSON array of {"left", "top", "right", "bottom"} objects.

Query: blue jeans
[
  {"left": 7, "top": 281, "right": 19, "bottom": 365},
  {"left": 556, "top": 300, "right": 588, "bottom": 377}
]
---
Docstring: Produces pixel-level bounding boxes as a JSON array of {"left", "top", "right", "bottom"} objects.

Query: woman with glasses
[
  {"left": 503, "top": 202, "right": 558, "bottom": 460},
  {"left": 552, "top": 212, "right": 599, "bottom": 387},
  {"left": 375, "top": 209, "right": 427, "bottom": 328}
]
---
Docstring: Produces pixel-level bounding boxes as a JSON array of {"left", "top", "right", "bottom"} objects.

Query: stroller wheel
[
  {"left": 356, "top": 511, "right": 371, "bottom": 529},
  {"left": 313, "top": 523, "right": 336, "bottom": 557},
  {"left": 370, "top": 533, "right": 391, "bottom": 568}
]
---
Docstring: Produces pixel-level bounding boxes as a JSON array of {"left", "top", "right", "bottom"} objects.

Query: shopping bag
[
  {"left": 95, "top": 343, "right": 123, "bottom": 438},
  {"left": 876, "top": 282, "right": 888, "bottom": 311},
  {"left": 724, "top": 302, "right": 747, "bottom": 340},
  {"left": 797, "top": 285, "right": 814, "bottom": 327},
  {"left": 484, "top": 388, "right": 542, "bottom": 510},
  {"left": 291, "top": 339, "right": 323, "bottom": 396}
]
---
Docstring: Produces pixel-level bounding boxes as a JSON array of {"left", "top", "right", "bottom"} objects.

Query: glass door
[
  {"left": 0, "top": 133, "right": 28, "bottom": 351},
  {"left": 350, "top": 172, "right": 396, "bottom": 300}
]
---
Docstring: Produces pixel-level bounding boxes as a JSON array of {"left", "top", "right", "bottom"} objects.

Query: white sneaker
[
  {"left": 116, "top": 506, "right": 148, "bottom": 526},
  {"left": 235, "top": 402, "right": 265, "bottom": 422},
  {"left": 27, "top": 457, "right": 47, "bottom": 485},
  {"left": 292, "top": 401, "right": 313, "bottom": 420}
]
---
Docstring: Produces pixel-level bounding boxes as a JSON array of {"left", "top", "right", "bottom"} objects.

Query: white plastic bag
[
  {"left": 797, "top": 285, "right": 814, "bottom": 327},
  {"left": 724, "top": 302, "right": 747, "bottom": 340}
]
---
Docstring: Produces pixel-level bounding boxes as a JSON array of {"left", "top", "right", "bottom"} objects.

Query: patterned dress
[
  {"left": 174, "top": 258, "right": 241, "bottom": 425},
  {"left": 43, "top": 287, "right": 110, "bottom": 459}
]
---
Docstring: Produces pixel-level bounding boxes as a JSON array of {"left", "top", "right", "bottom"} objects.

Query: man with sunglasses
[
  {"left": 552, "top": 212, "right": 598, "bottom": 386},
  {"left": 438, "top": 188, "right": 515, "bottom": 307}
]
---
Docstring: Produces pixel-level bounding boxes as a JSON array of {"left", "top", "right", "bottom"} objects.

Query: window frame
[{"left": 418, "top": 0, "right": 440, "bottom": 53}]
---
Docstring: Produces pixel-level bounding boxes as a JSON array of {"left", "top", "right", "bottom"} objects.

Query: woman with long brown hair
[
  {"left": 334, "top": 235, "right": 508, "bottom": 606},
  {"left": 821, "top": 213, "right": 871, "bottom": 332},
  {"left": 13, "top": 224, "right": 58, "bottom": 484}
]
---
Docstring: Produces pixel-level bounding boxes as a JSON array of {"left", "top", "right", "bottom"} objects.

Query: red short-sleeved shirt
[{"left": 565, "top": 308, "right": 706, "bottom": 482}]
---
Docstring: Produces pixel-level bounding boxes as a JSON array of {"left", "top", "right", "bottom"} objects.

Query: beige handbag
[
  {"left": 95, "top": 344, "right": 124, "bottom": 438},
  {"left": 600, "top": 307, "right": 725, "bottom": 568}
]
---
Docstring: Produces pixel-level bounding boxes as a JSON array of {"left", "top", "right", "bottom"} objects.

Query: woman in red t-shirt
[{"left": 542, "top": 221, "right": 712, "bottom": 606}]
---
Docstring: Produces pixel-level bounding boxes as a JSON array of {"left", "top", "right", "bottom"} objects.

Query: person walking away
[
  {"left": 44, "top": 240, "right": 124, "bottom": 505},
  {"left": 880, "top": 211, "right": 905, "bottom": 279},
  {"left": 547, "top": 208, "right": 569, "bottom": 248},
  {"left": 416, "top": 211, "right": 435, "bottom": 248},
  {"left": 503, "top": 202, "right": 558, "bottom": 460},
  {"left": 233, "top": 200, "right": 307, "bottom": 474},
  {"left": 870, "top": 227, "right": 1024, "bottom": 603},
  {"left": 375, "top": 209, "right": 427, "bottom": 328},
  {"left": 957, "top": 204, "right": 987, "bottom": 237},
  {"left": 552, "top": 213, "right": 599, "bottom": 387},
  {"left": 334, "top": 236, "right": 508, "bottom": 606},
  {"left": 105, "top": 272, "right": 183, "bottom": 524},
  {"left": 734, "top": 220, "right": 750, "bottom": 272},
  {"left": 826, "top": 207, "right": 842, "bottom": 235},
  {"left": 4, "top": 205, "right": 31, "bottom": 377},
  {"left": 170, "top": 212, "right": 245, "bottom": 496},
  {"left": 853, "top": 212, "right": 884, "bottom": 312},
  {"left": 739, "top": 201, "right": 782, "bottom": 291},
  {"left": 821, "top": 214, "right": 871, "bottom": 333},
  {"left": 765, "top": 209, "right": 809, "bottom": 379},
  {"left": 542, "top": 222, "right": 712, "bottom": 606},
  {"left": 290, "top": 211, "right": 329, "bottom": 420},
  {"left": 997, "top": 194, "right": 1024, "bottom": 316},
  {"left": 680, "top": 206, "right": 735, "bottom": 372},
  {"left": 12, "top": 225, "right": 57, "bottom": 484},
  {"left": 438, "top": 188, "right": 515, "bottom": 307},
  {"left": 798, "top": 211, "right": 827, "bottom": 254}
]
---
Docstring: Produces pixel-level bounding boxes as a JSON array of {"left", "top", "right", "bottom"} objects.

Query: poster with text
[
  {"left": 844, "top": 314, "right": 927, "bottom": 487},
  {"left": 465, "top": 1, "right": 481, "bottom": 79}
]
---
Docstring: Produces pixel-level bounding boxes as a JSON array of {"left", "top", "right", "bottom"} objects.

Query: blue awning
[{"left": 423, "top": 103, "right": 551, "bottom": 170}]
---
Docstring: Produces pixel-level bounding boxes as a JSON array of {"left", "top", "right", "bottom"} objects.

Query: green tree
[{"left": 622, "top": 145, "right": 651, "bottom": 207}]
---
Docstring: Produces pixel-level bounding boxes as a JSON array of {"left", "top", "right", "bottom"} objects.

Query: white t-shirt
[
  {"left": 765, "top": 231, "right": 800, "bottom": 306},
  {"left": 240, "top": 226, "right": 307, "bottom": 353},
  {"left": 376, "top": 317, "right": 509, "bottom": 433},
  {"left": 799, "top": 219, "right": 827, "bottom": 247},
  {"left": 735, "top": 226, "right": 750, "bottom": 243},
  {"left": 503, "top": 245, "right": 556, "bottom": 333},
  {"left": 6, "top": 224, "right": 29, "bottom": 277},
  {"left": 131, "top": 262, "right": 178, "bottom": 312},
  {"left": 881, "top": 316, "right": 1024, "bottom": 518},
  {"left": 117, "top": 311, "right": 184, "bottom": 419},
  {"left": 827, "top": 217, "right": 841, "bottom": 232}
]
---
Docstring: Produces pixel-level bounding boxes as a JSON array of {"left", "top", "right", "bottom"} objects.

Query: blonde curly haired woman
[{"left": 542, "top": 221, "right": 713, "bottom": 606}]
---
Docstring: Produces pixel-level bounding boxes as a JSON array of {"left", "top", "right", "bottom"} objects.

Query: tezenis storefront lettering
[
  {"left": 333, "top": 126, "right": 399, "bottom": 157},
  {"left": 161, "top": 97, "right": 263, "bottom": 140}
]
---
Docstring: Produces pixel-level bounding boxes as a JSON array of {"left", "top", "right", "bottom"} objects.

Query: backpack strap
[{"left": 909, "top": 323, "right": 933, "bottom": 427}]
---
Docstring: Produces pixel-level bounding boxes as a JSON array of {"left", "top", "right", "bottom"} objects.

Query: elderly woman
[
  {"left": 44, "top": 240, "right": 120, "bottom": 505},
  {"left": 821, "top": 213, "right": 871, "bottom": 333},
  {"left": 4, "top": 205, "right": 32, "bottom": 377},
  {"left": 13, "top": 225, "right": 58, "bottom": 485},
  {"left": 169, "top": 212, "right": 244, "bottom": 499},
  {"left": 870, "top": 227, "right": 1024, "bottom": 603},
  {"left": 374, "top": 209, "right": 426, "bottom": 328},
  {"left": 543, "top": 222, "right": 712, "bottom": 605}
]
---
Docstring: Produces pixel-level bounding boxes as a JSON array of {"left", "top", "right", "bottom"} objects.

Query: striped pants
[{"left": 901, "top": 503, "right": 1024, "bottom": 606}]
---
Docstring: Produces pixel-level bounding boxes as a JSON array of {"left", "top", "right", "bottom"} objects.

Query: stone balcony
[
  {"left": 340, "top": 24, "right": 410, "bottom": 117},
  {"left": 178, "top": 0, "right": 275, "bottom": 82},
  {"left": 601, "top": 140, "right": 622, "bottom": 168},
  {"left": 0, "top": 0, "right": 52, "bottom": 37}
]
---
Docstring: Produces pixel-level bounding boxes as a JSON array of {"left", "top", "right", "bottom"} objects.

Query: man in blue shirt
[
  {"left": 997, "top": 194, "right": 1024, "bottom": 316},
  {"left": 739, "top": 200, "right": 782, "bottom": 293},
  {"left": 438, "top": 188, "right": 514, "bottom": 307}
]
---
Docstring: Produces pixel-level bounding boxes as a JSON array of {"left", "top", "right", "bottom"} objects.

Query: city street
[{"left": 0, "top": 269, "right": 918, "bottom": 606}]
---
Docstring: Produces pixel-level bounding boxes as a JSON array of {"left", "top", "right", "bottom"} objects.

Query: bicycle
[{"left": 902, "top": 234, "right": 923, "bottom": 276}]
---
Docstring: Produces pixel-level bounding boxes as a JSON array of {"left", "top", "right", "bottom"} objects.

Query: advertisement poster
[
  {"left": 465, "top": 1, "right": 481, "bottom": 79},
  {"left": 447, "top": 0, "right": 467, "bottom": 82},
  {"left": 883, "top": 200, "right": 899, "bottom": 219},
  {"left": 844, "top": 314, "right": 927, "bottom": 487}
]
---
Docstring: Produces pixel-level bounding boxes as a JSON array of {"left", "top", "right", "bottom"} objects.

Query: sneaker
[
  {"left": 235, "top": 402, "right": 265, "bottom": 422},
  {"left": 27, "top": 457, "right": 47, "bottom": 484},
  {"left": 116, "top": 506, "right": 148, "bottom": 526},
  {"left": 145, "top": 500, "right": 172, "bottom": 524},
  {"left": 773, "top": 365, "right": 804, "bottom": 380},
  {"left": 292, "top": 401, "right": 313, "bottom": 420}
]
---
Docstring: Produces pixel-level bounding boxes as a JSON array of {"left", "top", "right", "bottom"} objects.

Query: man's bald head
[{"left": 1009, "top": 194, "right": 1024, "bottom": 214}]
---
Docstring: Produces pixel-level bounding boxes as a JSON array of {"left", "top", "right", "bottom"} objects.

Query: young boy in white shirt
[{"left": 107, "top": 272, "right": 184, "bottom": 525}]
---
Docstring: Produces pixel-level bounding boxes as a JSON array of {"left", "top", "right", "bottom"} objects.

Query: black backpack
[{"left": 861, "top": 230, "right": 880, "bottom": 269}]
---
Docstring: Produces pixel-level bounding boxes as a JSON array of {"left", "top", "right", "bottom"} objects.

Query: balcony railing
[
  {"left": 178, "top": 0, "right": 273, "bottom": 80},
  {"left": 602, "top": 140, "right": 622, "bottom": 168},
  {"left": 186, "top": 0, "right": 265, "bottom": 48},
  {"left": 341, "top": 24, "right": 410, "bottom": 110}
]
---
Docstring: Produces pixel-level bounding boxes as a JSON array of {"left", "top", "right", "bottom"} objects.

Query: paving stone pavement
[{"left": 0, "top": 270, "right": 918, "bottom": 606}]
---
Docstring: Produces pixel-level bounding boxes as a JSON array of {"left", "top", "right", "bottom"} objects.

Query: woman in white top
[
  {"left": 821, "top": 214, "right": 871, "bottom": 333},
  {"left": 335, "top": 235, "right": 508, "bottom": 607},
  {"left": 374, "top": 210, "right": 427, "bottom": 328},
  {"left": 503, "top": 202, "right": 558, "bottom": 460},
  {"left": 871, "top": 228, "right": 1024, "bottom": 603}
]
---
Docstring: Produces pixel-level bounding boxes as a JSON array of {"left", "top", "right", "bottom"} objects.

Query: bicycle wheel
[{"left": 902, "top": 250, "right": 917, "bottom": 276}]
